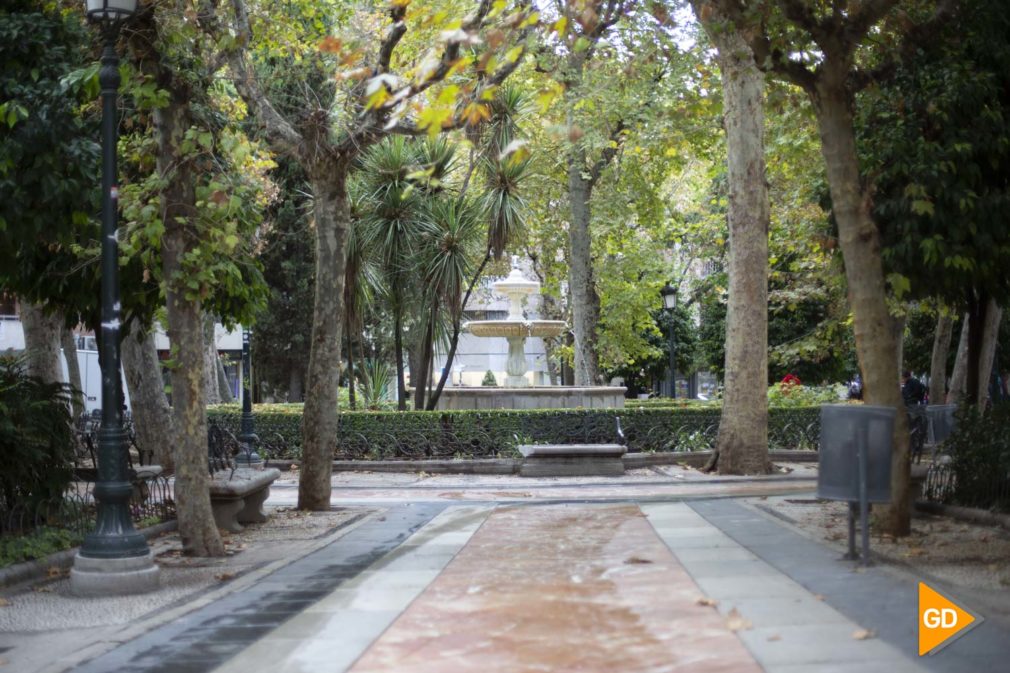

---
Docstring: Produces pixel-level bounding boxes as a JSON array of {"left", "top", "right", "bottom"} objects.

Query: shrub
[
  {"left": 0, "top": 526, "right": 80, "bottom": 567},
  {"left": 943, "top": 405, "right": 1010, "bottom": 512},
  {"left": 767, "top": 383, "right": 847, "bottom": 408},
  {"left": 481, "top": 370, "right": 498, "bottom": 387},
  {"left": 207, "top": 404, "right": 821, "bottom": 460},
  {"left": 0, "top": 356, "right": 75, "bottom": 519}
]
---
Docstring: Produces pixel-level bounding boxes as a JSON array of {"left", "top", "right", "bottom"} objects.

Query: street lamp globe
[
  {"left": 85, "top": 0, "right": 137, "bottom": 22},
  {"left": 660, "top": 283, "right": 678, "bottom": 311}
]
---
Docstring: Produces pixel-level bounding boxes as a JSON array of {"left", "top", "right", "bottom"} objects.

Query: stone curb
[
  {"left": 0, "top": 520, "right": 178, "bottom": 590},
  {"left": 914, "top": 499, "right": 1010, "bottom": 531},
  {"left": 310, "top": 450, "right": 819, "bottom": 474}
]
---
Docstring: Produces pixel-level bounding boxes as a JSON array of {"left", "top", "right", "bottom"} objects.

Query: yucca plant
[{"left": 357, "top": 359, "right": 393, "bottom": 411}]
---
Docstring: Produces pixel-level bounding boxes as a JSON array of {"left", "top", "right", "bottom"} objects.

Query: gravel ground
[
  {"left": 0, "top": 507, "right": 370, "bottom": 633},
  {"left": 754, "top": 494, "right": 1010, "bottom": 595}
]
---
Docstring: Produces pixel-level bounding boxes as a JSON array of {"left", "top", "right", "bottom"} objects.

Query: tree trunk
[
  {"left": 288, "top": 366, "right": 303, "bottom": 403},
  {"left": 122, "top": 328, "right": 175, "bottom": 471},
  {"left": 298, "top": 171, "right": 349, "bottom": 510},
  {"left": 394, "top": 308, "right": 406, "bottom": 411},
  {"left": 929, "top": 312, "right": 954, "bottom": 404},
  {"left": 20, "top": 300, "right": 63, "bottom": 385},
  {"left": 155, "top": 81, "right": 224, "bottom": 557},
  {"left": 216, "top": 353, "right": 234, "bottom": 403},
  {"left": 699, "top": 8, "right": 770, "bottom": 475},
  {"left": 976, "top": 297, "right": 1001, "bottom": 405},
  {"left": 345, "top": 315, "right": 356, "bottom": 410},
  {"left": 567, "top": 157, "right": 602, "bottom": 386},
  {"left": 427, "top": 252, "right": 491, "bottom": 409},
  {"left": 948, "top": 317, "right": 969, "bottom": 403},
  {"left": 814, "top": 73, "right": 910, "bottom": 536},
  {"left": 414, "top": 308, "right": 435, "bottom": 410},
  {"left": 61, "top": 326, "right": 85, "bottom": 418},
  {"left": 202, "top": 314, "right": 221, "bottom": 406},
  {"left": 965, "top": 292, "right": 987, "bottom": 407}
]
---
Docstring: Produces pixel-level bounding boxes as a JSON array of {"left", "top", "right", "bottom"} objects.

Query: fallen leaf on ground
[
  {"left": 214, "top": 572, "right": 235, "bottom": 582},
  {"left": 852, "top": 628, "right": 876, "bottom": 640},
  {"left": 695, "top": 596, "right": 718, "bottom": 607},
  {"left": 32, "top": 586, "right": 52, "bottom": 593},
  {"left": 47, "top": 567, "right": 64, "bottom": 578},
  {"left": 813, "top": 594, "right": 825, "bottom": 601},
  {"left": 624, "top": 557, "right": 653, "bottom": 564},
  {"left": 726, "top": 608, "right": 752, "bottom": 631},
  {"left": 0, "top": 598, "right": 10, "bottom": 607},
  {"left": 767, "top": 634, "right": 781, "bottom": 642}
]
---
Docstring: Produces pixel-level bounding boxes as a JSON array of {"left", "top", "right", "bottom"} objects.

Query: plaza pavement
[{"left": 5, "top": 467, "right": 1009, "bottom": 673}]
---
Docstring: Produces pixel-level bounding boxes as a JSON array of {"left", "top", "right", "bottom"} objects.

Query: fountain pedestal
[{"left": 505, "top": 336, "right": 529, "bottom": 387}]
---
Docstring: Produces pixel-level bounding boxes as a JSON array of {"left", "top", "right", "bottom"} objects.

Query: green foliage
[
  {"left": 207, "top": 404, "right": 823, "bottom": 459},
  {"left": 0, "top": 526, "right": 80, "bottom": 568},
  {"left": 862, "top": 0, "right": 1010, "bottom": 309},
  {"left": 481, "top": 370, "right": 498, "bottom": 387},
  {"left": 359, "top": 359, "right": 393, "bottom": 410},
  {"left": 0, "top": 3, "right": 100, "bottom": 317},
  {"left": 943, "top": 405, "right": 1010, "bottom": 512},
  {"left": 0, "top": 356, "right": 75, "bottom": 514}
]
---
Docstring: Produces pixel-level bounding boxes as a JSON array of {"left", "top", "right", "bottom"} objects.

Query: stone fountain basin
[{"left": 466, "top": 320, "right": 566, "bottom": 338}]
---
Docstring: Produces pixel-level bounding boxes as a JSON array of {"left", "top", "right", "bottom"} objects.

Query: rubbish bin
[
  {"left": 817, "top": 404, "right": 896, "bottom": 503},
  {"left": 925, "top": 404, "right": 957, "bottom": 445},
  {"left": 817, "top": 403, "right": 897, "bottom": 566}
]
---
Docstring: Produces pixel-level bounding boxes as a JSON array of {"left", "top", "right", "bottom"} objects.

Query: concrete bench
[
  {"left": 208, "top": 467, "right": 281, "bottom": 533},
  {"left": 518, "top": 444, "right": 627, "bottom": 477}
]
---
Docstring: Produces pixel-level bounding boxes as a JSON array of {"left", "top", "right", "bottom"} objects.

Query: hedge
[{"left": 207, "top": 404, "right": 821, "bottom": 461}]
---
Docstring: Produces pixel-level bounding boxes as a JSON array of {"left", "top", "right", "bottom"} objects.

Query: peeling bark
[
  {"left": 697, "top": 6, "right": 770, "bottom": 475},
  {"left": 20, "top": 300, "right": 63, "bottom": 385},
  {"left": 948, "top": 317, "right": 969, "bottom": 403},
  {"left": 977, "top": 298, "right": 1002, "bottom": 405},
  {"left": 61, "top": 326, "right": 85, "bottom": 418},
  {"left": 298, "top": 172, "right": 349, "bottom": 511},
  {"left": 122, "top": 328, "right": 175, "bottom": 471},
  {"left": 137, "top": 22, "right": 223, "bottom": 555},
  {"left": 929, "top": 312, "right": 953, "bottom": 404}
]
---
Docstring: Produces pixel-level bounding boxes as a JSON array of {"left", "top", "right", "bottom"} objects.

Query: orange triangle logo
[{"left": 919, "top": 582, "right": 979, "bottom": 655}]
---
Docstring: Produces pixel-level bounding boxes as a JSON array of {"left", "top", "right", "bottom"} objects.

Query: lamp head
[
  {"left": 85, "top": 0, "right": 137, "bottom": 24},
  {"left": 659, "top": 283, "right": 678, "bottom": 310}
]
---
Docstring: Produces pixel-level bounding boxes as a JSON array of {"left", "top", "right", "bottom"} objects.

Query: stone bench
[
  {"left": 518, "top": 444, "right": 627, "bottom": 478},
  {"left": 208, "top": 467, "right": 281, "bottom": 533}
]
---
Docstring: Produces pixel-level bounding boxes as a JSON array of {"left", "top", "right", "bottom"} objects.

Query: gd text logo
[{"left": 918, "top": 582, "right": 981, "bottom": 656}]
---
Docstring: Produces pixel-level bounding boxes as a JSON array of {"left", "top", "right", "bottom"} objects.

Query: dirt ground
[{"left": 753, "top": 494, "right": 1010, "bottom": 598}]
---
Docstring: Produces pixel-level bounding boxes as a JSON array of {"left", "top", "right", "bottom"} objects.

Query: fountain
[{"left": 435, "top": 261, "right": 626, "bottom": 410}]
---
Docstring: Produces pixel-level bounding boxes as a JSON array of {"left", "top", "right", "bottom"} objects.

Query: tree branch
[
  {"left": 201, "top": 0, "right": 305, "bottom": 158},
  {"left": 377, "top": 5, "right": 408, "bottom": 73},
  {"left": 587, "top": 119, "right": 626, "bottom": 187}
]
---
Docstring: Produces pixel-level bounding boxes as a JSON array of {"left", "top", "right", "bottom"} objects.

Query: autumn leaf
[
  {"left": 624, "top": 556, "right": 653, "bottom": 564},
  {"left": 319, "top": 36, "right": 343, "bottom": 54},
  {"left": 726, "top": 608, "right": 752, "bottom": 631},
  {"left": 695, "top": 596, "right": 718, "bottom": 607},
  {"left": 852, "top": 628, "right": 876, "bottom": 640}
]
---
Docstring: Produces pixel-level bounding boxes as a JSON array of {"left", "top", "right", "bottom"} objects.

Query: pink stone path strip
[{"left": 348, "top": 504, "right": 763, "bottom": 673}]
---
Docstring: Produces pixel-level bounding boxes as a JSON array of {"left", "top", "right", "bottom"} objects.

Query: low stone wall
[{"left": 435, "top": 386, "right": 627, "bottom": 410}]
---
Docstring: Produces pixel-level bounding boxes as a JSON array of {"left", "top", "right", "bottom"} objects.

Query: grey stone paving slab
[
  {"left": 644, "top": 503, "right": 928, "bottom": 673},
  {"left": 67, "top": 504, "right": 447, "bottom": 673},
  {"left": 688, "top": 498, "right": 1010, "bottom": 673}
]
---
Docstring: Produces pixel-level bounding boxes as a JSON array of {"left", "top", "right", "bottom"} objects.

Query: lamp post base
[{"left": 70, "top": 551, "right": 160, "bottom": 597}]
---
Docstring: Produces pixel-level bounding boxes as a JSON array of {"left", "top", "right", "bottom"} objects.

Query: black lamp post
[
  {"left": 72, "top": 0, "right": 159, "bottom": 596},
  {"left": 660, "top": 283, "right": 678, "bottom": 399},
  {"left": 236, "top": 327, "right": 261, "bottom": 465}
]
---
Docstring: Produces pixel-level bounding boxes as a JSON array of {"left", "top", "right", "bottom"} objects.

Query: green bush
[
  {"left": 0, "top": 526, "right": 80, "bottom": 567},
  {"left": 943, "top": 405, "right": 1010, "bottom": 512},
  {"left": 207, "top": 404, "right": 822, "bottom": 460},
  {"left": 0, "top": 356, "right": 75, "bottom": 516},
  {"left": 766, "top": 383, "right": 847, "bottom": 408}
]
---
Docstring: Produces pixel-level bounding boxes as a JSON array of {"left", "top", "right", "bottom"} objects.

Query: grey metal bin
[
  {"left": 817, "top": 404, "right": 896, "bottom": 503},
  {"left": 925, "top": 404, "right": 957, "bottom": 445},
  {"left": 817, "top": 404, "right": 896, "bottom": 566}
]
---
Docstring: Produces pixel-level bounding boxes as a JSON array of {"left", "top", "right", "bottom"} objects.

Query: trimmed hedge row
[{"left": 207, "top": 405, "right": 821, "bottom": 461}]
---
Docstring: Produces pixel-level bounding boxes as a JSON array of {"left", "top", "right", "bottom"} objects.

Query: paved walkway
[{"left": 5, "top": 469, "right": 1008, "bottom": 673}]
